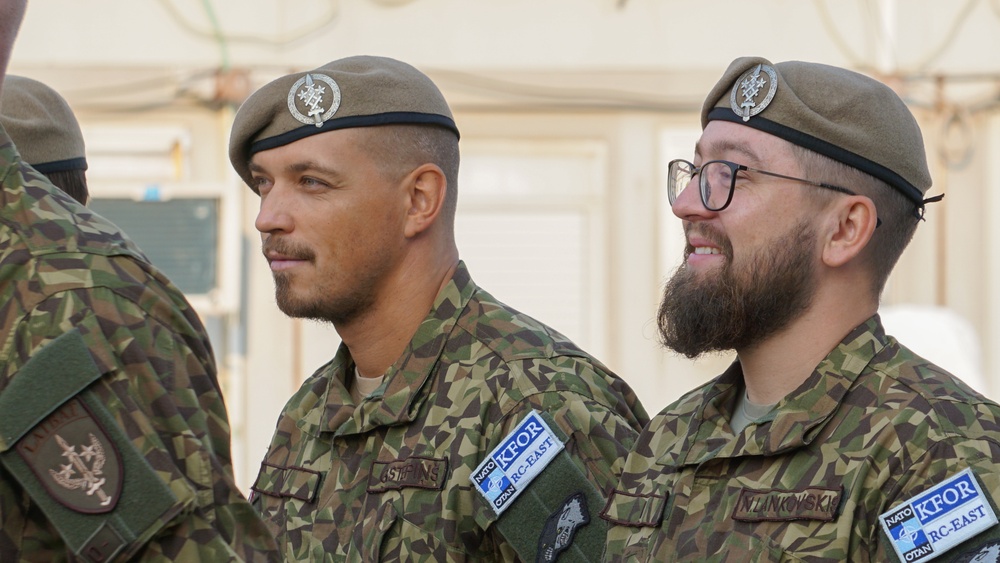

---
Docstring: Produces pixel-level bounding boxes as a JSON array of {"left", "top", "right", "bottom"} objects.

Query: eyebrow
[
  {"left": 248, "top": 159, "right": 344, "bottom": 180},
  {"left": 694, "top": 139, "right": 763, "bottom": 167}
]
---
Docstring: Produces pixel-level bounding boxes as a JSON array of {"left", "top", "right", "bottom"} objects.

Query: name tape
[
  {"left": 880, "top": 468, "right": 999, "bottom": 562},
  {"left": 471, "top": 411, "right": 564, "bottom": 516}
]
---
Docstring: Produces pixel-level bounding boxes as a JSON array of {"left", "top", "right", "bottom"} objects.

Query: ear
[
  {"left": 821, "top": 196, "right": 878, "bottom": 268},
  {"left": 402, "top": 163, "right": 448, "bottom": 238}
]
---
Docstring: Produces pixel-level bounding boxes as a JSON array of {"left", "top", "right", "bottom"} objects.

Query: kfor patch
[
  {"left": 880, "top": 468, "right": 998, "bottom": 562},
  {"left": 15, "top": 397, "right": 123, "bottom": 514},
  {"left": 471, "top": 411, "right": 564, "bottom": 516}
]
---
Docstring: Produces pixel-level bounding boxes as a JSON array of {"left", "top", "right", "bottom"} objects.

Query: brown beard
[
  {"left": 657, "top": 220, "right": 819, "bottom": 358},
  {"left": 265, "top": 235, "right": 386, "bottom": 326}
]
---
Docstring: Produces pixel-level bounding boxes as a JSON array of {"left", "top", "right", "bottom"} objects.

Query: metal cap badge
[
  {"left": 703, "top": 56, "right": 934, "bottom": 207},
  {"left": 230, "top": 55, "right": 459, "bottom": 190},
  {"left": 287, "top": 73, "right": 341, "bottom": 128},
  {"left": 729, "top": 63, "right": 777, "bottom": 122}
]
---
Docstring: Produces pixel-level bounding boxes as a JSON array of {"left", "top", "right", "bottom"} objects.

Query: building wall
[{"left": 8, "top": 0, "right": 1000, "bottom": 489}]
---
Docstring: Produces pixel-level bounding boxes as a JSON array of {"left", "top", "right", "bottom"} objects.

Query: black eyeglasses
[{"left": 667, "top": 159, "right": 861, "bottom": 212}]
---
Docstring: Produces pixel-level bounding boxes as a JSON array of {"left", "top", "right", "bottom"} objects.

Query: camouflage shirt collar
[
  {"left": 323, "top": 261, "right": 476, "bottom": 436},
  {"left": 0, "top": 124, "right": 23, "bottom": 170},
  {"left": 677, "top": 315, "right": 887, "bottom": 465}
]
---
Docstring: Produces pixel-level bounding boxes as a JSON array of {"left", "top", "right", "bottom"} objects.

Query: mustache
[
  {"left": 261, "top": 237, "right": 316, "bottom": 261},
  {"left": 683, "top": 223, "right": 733, "bottom": 258}
]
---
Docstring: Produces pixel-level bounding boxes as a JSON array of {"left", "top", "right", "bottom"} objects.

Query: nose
[
  {"left": 671, "top": 177, "right": 717, "bottom": 222},
  {"left": 254, "top": 184, "right": 294, "bottom": 235}
]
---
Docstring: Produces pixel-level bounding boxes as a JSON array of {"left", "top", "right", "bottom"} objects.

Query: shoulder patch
[
  {"left": 471, "top": 411, "right": 564, "bottom": 516},
  {"left": 537, "top": 491, "right": 590, "bottom": 563},
  {"left": 15, "top": 398, "right": 123, "bottom": 514},
  {"left": 880, "top": 468, "right": 999, "bottom": 562}
]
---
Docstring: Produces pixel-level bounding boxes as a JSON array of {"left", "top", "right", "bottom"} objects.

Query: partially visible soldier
[
  {"left": 602, "top": 56, "right": 1000, "bottom": 561},
  {"left": 230, "top": 55, "right": 648, "bottom": 561},
  {"left": 0, "top": 2, "right": 279, "bottom": 560},
  {"left": 0, "top": 74, "right": 88, "bottom": 204}
]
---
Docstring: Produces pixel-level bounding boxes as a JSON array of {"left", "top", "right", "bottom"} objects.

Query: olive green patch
[
  {"left": 79, "top": 521, "right": 126, "bottom": 562},
  {"left": 16, "top": 397, "right": 123, "bottom": 514}
]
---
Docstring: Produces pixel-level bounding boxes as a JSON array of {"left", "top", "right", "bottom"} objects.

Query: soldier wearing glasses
[{"left": 601, "top": 57, "right": 1000, "bottom": 561}]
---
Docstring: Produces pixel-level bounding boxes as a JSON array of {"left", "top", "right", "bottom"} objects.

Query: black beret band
[
  {"left": 0, "top": 75, "right": 87, "bottom": 171},
  {"left": 701, "top": 57, "right": 933, "bottom": 209},
  {"left": 706, "top": 107, "right": 925, "bottom": 206},
  {"left": 30, "top": 157, "right": 89, "bottom": 175},
  {"left": 230, "top": 56, "right": 458, "bottom": 189},
  {"left": 249, "top": 111, "right": 459, "bottom": 157}
]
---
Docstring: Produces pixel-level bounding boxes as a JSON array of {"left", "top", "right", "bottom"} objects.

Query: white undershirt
[{"left": 349, "top": 367, "right": 385, "bottom": 405}]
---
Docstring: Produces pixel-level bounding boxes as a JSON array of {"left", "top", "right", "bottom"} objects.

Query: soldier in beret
[
  {"left": 601, "top": 57, "right": 1000, "bottom": 562},
  {"left": 231, "top": 55, "right": 648, "bottom": 561},
  {"left": 0, "top": 74, "right": 89, "bottom": 205},
  {"left": 0, "top": 2, "right": 279, "bottom": 560}
]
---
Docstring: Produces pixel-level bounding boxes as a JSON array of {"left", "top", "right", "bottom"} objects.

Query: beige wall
[{"left": 8, "top": 0, "right": 1000, "bottom": 489}]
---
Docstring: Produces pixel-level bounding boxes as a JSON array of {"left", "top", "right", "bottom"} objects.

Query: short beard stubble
[{"left": 266, "top": 236, "right": 380, "bottom": 326}]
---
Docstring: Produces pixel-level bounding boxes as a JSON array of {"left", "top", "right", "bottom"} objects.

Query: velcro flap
[
  {"left": 600, "top": 490, "right": 668, "bottom": 528},
  {"left": 251, "top": 462, "right": 322, "bottom": 503},
  {"left": 0, "top": 329, "right": 104, "bottom": 452}
]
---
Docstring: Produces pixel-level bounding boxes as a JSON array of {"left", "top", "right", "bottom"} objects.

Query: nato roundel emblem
[
  {"left": 287, "top": 73, "right": 342, "bottom": 128},
  {"left": 16, "top": 398, "right": 123, "bottom": 514},
  {"left": 729, "top": 63, "right": 778, "bottom": 122}
]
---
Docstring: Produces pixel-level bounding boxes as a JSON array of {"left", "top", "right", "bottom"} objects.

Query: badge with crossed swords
[
  {"left": 49, "top": 433, "right": 113, "bottom": 507},
  {"left": 729, "top": 63, "right": 778, "bottom": 122},
  {"left": 16, "top": 397, "right": 122, "bottom": 514},
  {"left": 287, "top": 72, "right": 342, "bottom": 127}
]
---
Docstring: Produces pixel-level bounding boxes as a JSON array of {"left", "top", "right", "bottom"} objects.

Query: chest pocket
[
  {"left": 251, "top": 461, "right": 322, "bottom": 503},
  {"left": 601, "top": 489, "right": 668, "bottom": 561},
  {"left": 358, "top": 455, "right": 468, "bottom": 562},
  {"left": 602, "top": 489, "right": 668, "bottom": 527}
]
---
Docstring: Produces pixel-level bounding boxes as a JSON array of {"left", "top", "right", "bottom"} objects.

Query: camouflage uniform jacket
[
  {"left": 0, "top": 128, "right": 278, "bottom": 562},
  {"left": 603, "top": 316, "right": 1000, "bottom": 562},
  {"left": 250, "top": 261, "right": 649, "bottom": 561}
]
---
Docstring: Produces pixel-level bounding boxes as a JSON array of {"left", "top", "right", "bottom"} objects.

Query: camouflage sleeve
[
  {"left": 872, "top": 437, "right": 1000, "bottom": 563},
  {"left": 2, "top": 270, "right": 277, "bottom": 561},
  {"left": 514, "top": 355, "right": 646, "bottom": 492},
  {"left": 509, "top": 391, "right": 642, "bottom": 495},
  {"left": 476, "top": 359, "right": 645, "bottom": 561}
]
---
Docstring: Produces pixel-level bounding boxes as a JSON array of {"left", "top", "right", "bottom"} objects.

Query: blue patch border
[
  {"left": 470, "top": 411, "right": 565, "bottom": 516},
  {"left": 880, "top": 468, "right": 999, "bottom": 563}
]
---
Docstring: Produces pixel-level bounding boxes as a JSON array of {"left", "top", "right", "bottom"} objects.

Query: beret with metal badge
[
  {"left": 0, "top": 74, "right": 87, "bottom": 174},
  {"left": 229, "top": 55, "right": 459, "bottom": 190},
  {"left": 702, "top": 56, "right": 936, "bottom": 209}
]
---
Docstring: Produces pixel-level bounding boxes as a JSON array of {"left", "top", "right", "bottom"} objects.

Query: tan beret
[
  {"left": 702, "top": 56, "right": 932, "bottom": 206},
  {"left": 0, "top": 75, "right": 87, "bottom": 173},
  {"left": 229, "top": 55, "right": 458, "bottom": 189}
]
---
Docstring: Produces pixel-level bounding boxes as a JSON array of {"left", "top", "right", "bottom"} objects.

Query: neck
[
  {"left": 737, "top": 279, "right": 877, "bottom": 405},
  {"left": 337, "top": 245, "right": 459, "bottom": 379}
]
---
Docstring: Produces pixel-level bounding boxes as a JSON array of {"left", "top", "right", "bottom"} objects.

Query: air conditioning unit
[
  {"left": 89, "top": 182, "right": 241, "bottom": 315},
  {"left": 81, "top": 124, "right": 240, "bottom": 315}
]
